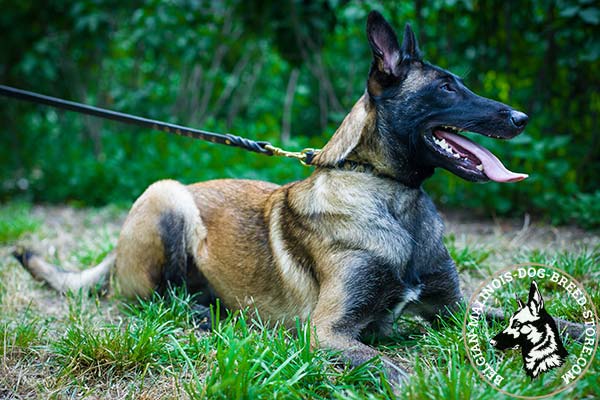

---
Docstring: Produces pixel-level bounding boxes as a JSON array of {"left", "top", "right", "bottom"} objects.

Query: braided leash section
[{"left": 224, "top": 134, "right": 274, "bottom": 155}]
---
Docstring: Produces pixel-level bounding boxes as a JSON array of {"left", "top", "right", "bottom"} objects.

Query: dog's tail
[{"left": 12, "top": 246, "right": 115, "bottom": 294}]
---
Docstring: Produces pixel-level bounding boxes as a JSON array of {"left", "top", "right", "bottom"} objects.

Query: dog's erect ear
[
  {"left": 401, "top": 23, "right": 421, "bottom": 62},
  {"left": 515, "top": 294, "right": 525, "bottom": 309},
  {"left": 366, "top": 11, "right": 422, "bottom": 96},
  {"left": 527, "top": 280, "right": 544, "bottom": 316},
  {"left": 367, "top": 11, "right": 402, "bottom": 77},
  {"left": 310, "top": 94, "right": 375, "bottom": 166}
]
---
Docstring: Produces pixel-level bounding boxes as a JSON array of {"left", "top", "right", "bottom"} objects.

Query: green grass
[
  {"left": 445, "top": 234, "right": 494, "bottom": 275},
  {"left": 0, "top": 204, "right": 598, "bottom": 398},
  {"left": 47, "top": 249, "right": 598, "bottom": 400},
  {"left": 185, "top": 310, "right": 396, "bottom": 399},
  {"left": 523, "top": 246, "right": 600, "bottom": 284},
  {"left": 55, "top": 291, "right": 397, "bottom": 399},
  {"left": 71, "top": 231, "right": 116, "bottom": 267},
  {"left": 0, "top": 202, "right": 40, "bottom": 244},
  {"left": 53, "top": 315, "right": 178, "bottom": 374},
  {"left": 0, "top": 317, "right": 43, "bottom": 356}
]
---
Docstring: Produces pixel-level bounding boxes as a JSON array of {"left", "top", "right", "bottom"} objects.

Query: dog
[
  {"left": 490, "top": 281, "right": 568, "bottom": 378},
  {"left": 13, "top": 11, "right": 530, "bottom": 384}
]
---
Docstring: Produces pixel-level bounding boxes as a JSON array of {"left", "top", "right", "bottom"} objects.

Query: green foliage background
[{"left": 1, "top": 0, "right": 598, "bottom": 226}]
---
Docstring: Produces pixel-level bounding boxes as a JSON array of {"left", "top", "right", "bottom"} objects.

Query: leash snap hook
[{"left": 263, "top": 144, "right": 321, "bottom": 166}]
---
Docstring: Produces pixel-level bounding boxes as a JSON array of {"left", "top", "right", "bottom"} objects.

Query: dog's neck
[
  {"left": 521, "top": 311, "right": 568, "bottom": 378},
  {"left": 310, "top": 93, "right": 433, "bottom": 188}
]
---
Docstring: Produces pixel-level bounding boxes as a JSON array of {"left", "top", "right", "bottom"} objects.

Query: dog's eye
[
  {"left": 440, "top": 83, "right": 455, "bottom": 92},
  {"left": 512, "top": 321, "right": 521, "bottom": 329}
]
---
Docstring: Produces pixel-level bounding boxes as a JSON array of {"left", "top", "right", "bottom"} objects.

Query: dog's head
[
  {"left": 490, "top": 281, "right": 545, "bottom": 351},
  {"left": 312, "top": 11, "right": 528, "bottom": 185}
]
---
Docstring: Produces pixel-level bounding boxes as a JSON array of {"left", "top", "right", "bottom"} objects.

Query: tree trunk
[{"left": 281, "top": 68, "right": 300, "bottom": 144}]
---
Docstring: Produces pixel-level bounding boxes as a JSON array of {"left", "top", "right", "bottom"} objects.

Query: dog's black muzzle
[
  {"left": 456, "top": 94, "right": 529, "bottom": 139},
  {"left": 490, "top": 331, "right": 520, "bottom": 350}
]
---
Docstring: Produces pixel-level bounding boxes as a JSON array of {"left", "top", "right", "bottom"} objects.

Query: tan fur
[
  {"left": 19, "top": 251, "right": 115, "bottom": 294},
  {"left": 400, "top": 68, "right": 431, "bottom": 93}
]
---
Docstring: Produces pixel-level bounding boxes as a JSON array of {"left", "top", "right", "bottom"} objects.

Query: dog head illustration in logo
[{"left": 489, "top": 280, "right": 568, "bottom": 378}]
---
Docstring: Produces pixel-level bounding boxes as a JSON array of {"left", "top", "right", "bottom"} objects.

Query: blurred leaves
[{"left": 0, "top": 0, "right": 598, "bottom": 227}]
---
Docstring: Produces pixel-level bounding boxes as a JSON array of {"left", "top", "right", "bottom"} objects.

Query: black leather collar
[{"left": 316, "top": 159, "right": 428, "bottom": 189}]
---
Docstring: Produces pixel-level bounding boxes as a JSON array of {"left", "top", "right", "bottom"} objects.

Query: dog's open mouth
[{"left": 430, "top": 126, "right": 528, "bottom": 183}]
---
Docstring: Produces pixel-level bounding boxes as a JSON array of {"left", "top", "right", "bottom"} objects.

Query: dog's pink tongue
[{"left": 437, "top": 131, "right": 528, "bottom": 183}]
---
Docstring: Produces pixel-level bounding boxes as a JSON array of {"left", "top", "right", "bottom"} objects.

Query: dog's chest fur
[{"left": 278, "top": 168, "right": 446, "bottom": 324}]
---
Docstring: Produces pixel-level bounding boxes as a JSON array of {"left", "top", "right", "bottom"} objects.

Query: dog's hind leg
[
  {"left": 114, "top": 180, "right": 208, "bottom": 300},
  {"left": 13, "top": 247, "right": 115, "bottom": 294},
  {"left": 13, "top": 180, "right": 210, "bottom": 302}
]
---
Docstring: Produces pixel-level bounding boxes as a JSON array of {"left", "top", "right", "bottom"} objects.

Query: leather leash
[{"left": 0, "top": 85, "right": 319, "bottom": 165}]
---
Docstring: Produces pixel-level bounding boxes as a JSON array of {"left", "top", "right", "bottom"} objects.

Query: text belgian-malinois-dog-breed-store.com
[{"left": 14, "top": 11, "right": 532, "bottom": 384}]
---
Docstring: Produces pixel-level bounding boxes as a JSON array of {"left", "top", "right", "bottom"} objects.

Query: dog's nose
[
  {"left": 489, "top": 339, "right": 497, "bottom": 347},
  {"left": 510, "top": 111, "right": 528, "bottom": 129}
]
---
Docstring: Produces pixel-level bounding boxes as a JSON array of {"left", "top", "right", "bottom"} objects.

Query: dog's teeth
[
  {"left": 476, "top": 164, "right": 483, "bottom": 171},
  {"left": 441, "top": 125, "right": 459, "bottom": 132},
  {"left": 434, "top": 136, "right": 466, "bottom": 160},
  {"left": 434, "top": 137, "right": 462, "bottom": 158}
]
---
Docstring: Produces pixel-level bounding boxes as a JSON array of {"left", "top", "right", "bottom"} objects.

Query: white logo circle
[{"left": 462, "top": 263, "right": 598, "bottom": 399}]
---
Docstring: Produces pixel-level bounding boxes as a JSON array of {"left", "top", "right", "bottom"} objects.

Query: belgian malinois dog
[{"left": 14, "top": 11, "right": 530, "bottom": 384}]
